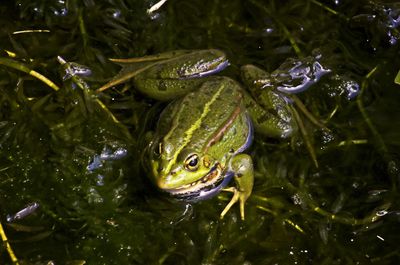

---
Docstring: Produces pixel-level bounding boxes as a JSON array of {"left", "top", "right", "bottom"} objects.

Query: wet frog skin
[
  {"left": 99, "top": 49, "right": 327, "bottom": 220},
  {"left": 147, "top": 76, "right": 255, "bottom": 220}
]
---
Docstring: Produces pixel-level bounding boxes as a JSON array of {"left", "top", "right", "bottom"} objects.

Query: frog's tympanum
[{"left": 99, "top": 49, "right": 329, "bottom": 220}]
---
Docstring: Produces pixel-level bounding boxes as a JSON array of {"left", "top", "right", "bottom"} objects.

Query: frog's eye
[{"left": 185, "top": 154, "right": 199, "bottom": 171}]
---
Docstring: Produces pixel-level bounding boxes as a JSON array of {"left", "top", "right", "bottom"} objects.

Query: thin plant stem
[{"left": 0, "top": 221, "right": 20, "bottom": 265}]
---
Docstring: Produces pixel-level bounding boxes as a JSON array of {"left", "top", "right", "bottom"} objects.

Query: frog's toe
[{"left": 220, "top": 187, "right": 248, "bottom": 220}]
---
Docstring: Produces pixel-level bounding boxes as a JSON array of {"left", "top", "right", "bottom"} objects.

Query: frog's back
[{"left": 158, "top": 77, "right": 253, "bottom": 161}]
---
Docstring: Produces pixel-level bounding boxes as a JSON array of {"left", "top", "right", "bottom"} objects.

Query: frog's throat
[{"left": 165, "top": 163, "right": 231, "bottom": 201}]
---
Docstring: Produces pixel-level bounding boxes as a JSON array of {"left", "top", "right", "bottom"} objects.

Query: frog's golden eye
[{"left": 185, "top": 154, "right": 199, "bottom": 171}]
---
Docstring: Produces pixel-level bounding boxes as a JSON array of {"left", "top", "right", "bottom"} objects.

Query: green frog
[{"left": 99, "top": 49, "right": 321, "bottom": 220}]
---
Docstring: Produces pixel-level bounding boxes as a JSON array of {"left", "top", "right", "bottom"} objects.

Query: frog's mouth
[{"left": 166, "top": 163, "right": 233, "bottom": 201}]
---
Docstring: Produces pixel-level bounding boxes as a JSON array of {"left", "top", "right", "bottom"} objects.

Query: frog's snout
[{"left": 155, "top": 174, "right": 174, "bottom": 190}]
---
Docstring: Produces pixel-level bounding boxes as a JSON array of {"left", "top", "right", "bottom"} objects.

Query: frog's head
[{"left": 147, "top": 141, "right": 228, "bottom": 200}]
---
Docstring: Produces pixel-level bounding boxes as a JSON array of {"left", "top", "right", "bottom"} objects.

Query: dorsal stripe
[
  {"left": 203, "top": 101, "right": 242, "bottom": 154},
  {"left": 164, "top": 84, "right": 226, "bottom": 173}
]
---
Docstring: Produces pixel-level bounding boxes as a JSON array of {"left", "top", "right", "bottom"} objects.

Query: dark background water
[{"left": 1, "top": 0, "right": 400, "bottom": 264}]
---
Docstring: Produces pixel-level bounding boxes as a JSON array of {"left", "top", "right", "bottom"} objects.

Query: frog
[{"left": 98, "top": 49, "right": 325, "bottom": 220}]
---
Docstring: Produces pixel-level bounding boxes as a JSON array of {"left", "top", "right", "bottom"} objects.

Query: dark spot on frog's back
[
  {"left": 257, "top": 113, "right": 270, "bottom": 124},
  {"left": 180, "top": 83, "right": 191, "bottom": 91},
  {"left": 201, "top": 123, "right": 210, "bottom": 130},
  {"left": 267, "top": 107, "right": 279, "bottom": 117},
  {"left": 158, "top": 80, "right": 167, "bottom": 91},
  {"left": 226, "top": 87, "right": 233, "bottom": 94}
]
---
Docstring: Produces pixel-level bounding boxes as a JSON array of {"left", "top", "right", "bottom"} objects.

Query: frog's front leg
[{"left": 220, "top": 153, "right": 254, "bottom": 220}]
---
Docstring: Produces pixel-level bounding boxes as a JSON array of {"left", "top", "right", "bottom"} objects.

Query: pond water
[{"left": 0, "top": 0, "right": 400, "bottom": 264}]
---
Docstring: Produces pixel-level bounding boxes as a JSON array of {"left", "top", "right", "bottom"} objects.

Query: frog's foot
[
  {"left": 220, "top": 187, "right": 249, "bottom": 220},
  {"left": 220, "top": 154, "right": 254, "bottom": 220}
]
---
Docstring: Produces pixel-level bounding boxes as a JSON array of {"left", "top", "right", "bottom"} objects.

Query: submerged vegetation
[{"left": 0, "top": 0, "right": 400, "bottom": 264}]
